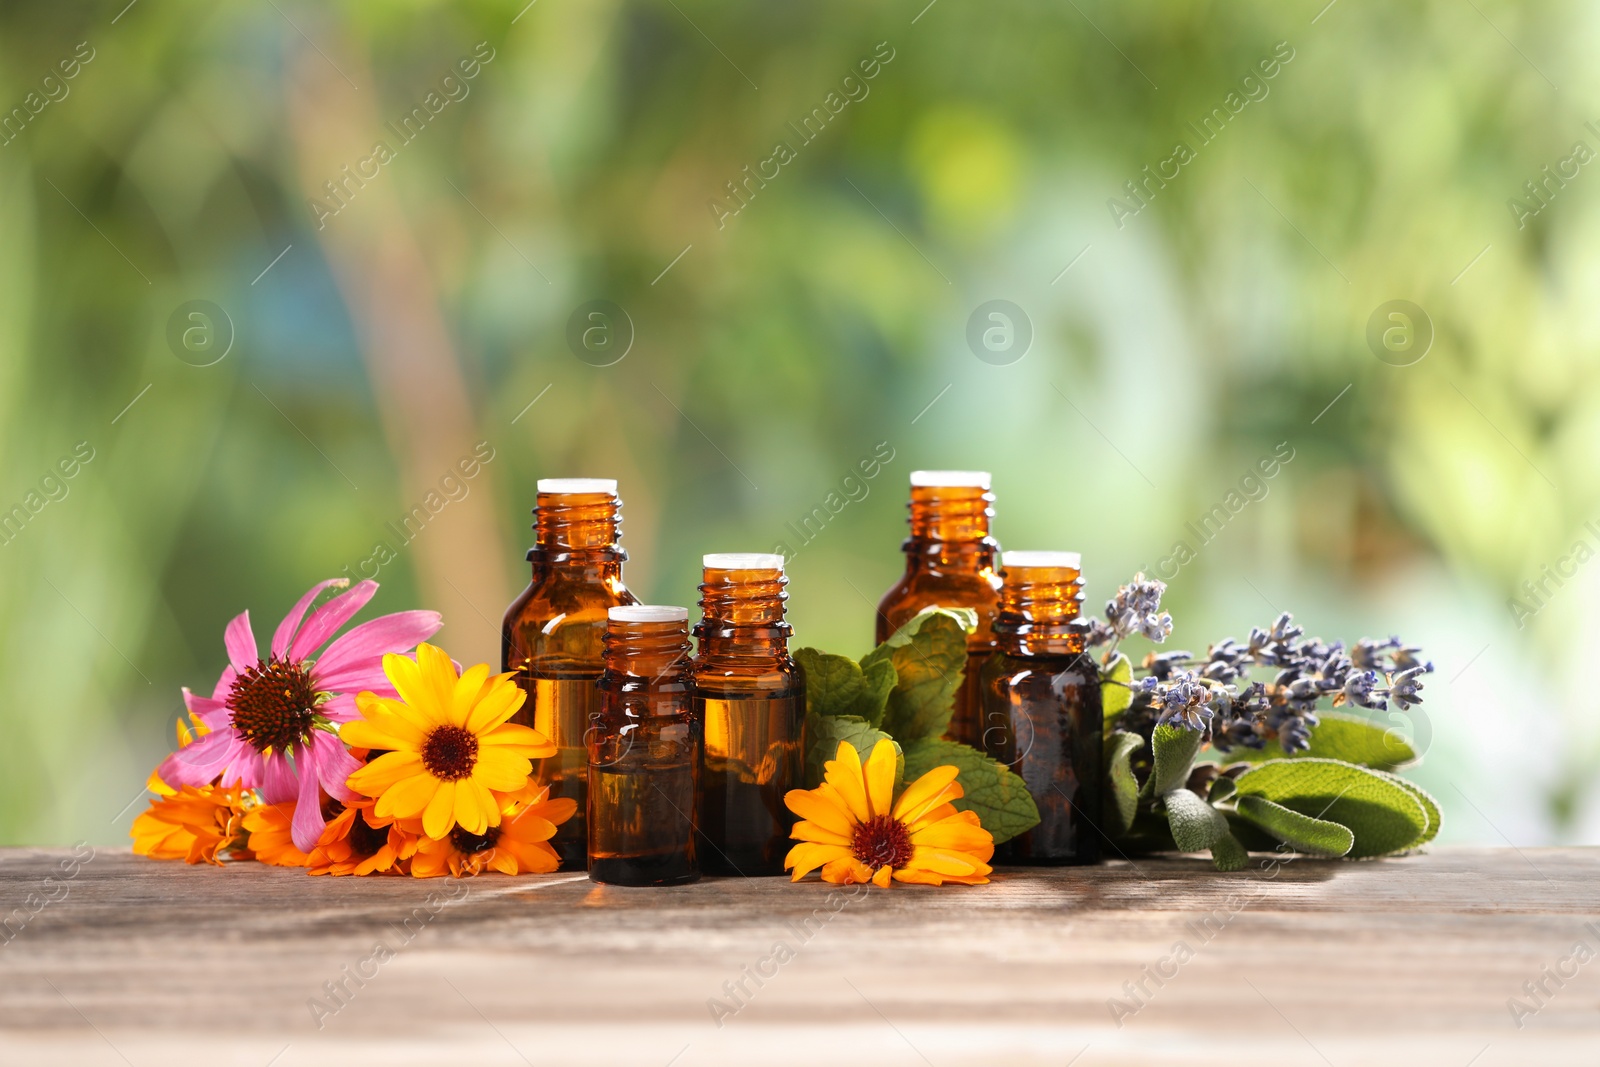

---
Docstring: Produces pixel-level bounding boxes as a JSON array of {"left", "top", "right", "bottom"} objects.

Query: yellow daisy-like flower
[
  {"left": 342, "top": 643, "right": 555, "bottom": 840},
  {"left": 131, "top": 784, "right": 251, "bottom": 865},
  {"left": 242, "top": 801, "right": 313, "bottom": 868},
  {"left": 784, "top": 740, "right": 995, "bottom": 887},
  {"left": 307, "top": 799, "right": 418, "bottom": 877},
  {"left": 409, "top": 783, "right": 576, "bottom": 878}
]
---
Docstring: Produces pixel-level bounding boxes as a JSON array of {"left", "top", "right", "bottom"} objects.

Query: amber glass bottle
[
  {"left": 979, "top": 551, "right": 1103, "bottom": 865},
  {"left": 875, "top": 470, "right": 1003, "bottom": 747},
  {"left": 692, "top": 553, "right": 805, "bottom": 877},
  {"left": 588, "top": 605, "right": 701, "bottom": 887},
  {"left": 501, "top": 478, "right": 638, "bottom": 869}
]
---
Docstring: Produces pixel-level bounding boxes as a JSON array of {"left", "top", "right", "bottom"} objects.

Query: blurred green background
[{"left": 0, "top": 1, "right": 1591, "bottom": 847}]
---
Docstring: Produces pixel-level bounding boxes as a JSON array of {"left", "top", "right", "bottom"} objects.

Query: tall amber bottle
[
  {"left": 589, "top": 605, "right": 701, "bottom": 887},
  {"left": 501, "top": 478, "right": 638, "bottom": 869},
  {"left": 875, "top": 470, "right": 1003, "bottom": 747},
  {"left": 692, "top": 553, "right": 805, "bottom": 877},
  {"left": 978, "top": 551, "right": 1103, "bottom": 866}
]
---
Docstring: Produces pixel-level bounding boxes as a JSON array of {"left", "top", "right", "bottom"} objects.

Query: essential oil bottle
[
  {"left": 692, "top": 553, "right": 806, "bottom": 877},
  {"left": 589, "top": 605, "right": 701, "bottom": 887},
  {"left": 501, "top": 478, "right": 638, "bottom": 869},
  {"left": 876, "top": 470, "right": 1003, "bottom": 747},
  {"left": 979, "top": 551, "right": 1104, "bottom": 865}
]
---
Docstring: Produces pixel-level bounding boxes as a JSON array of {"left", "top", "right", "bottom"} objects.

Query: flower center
[
  {"left": 851, "top": 814, "right": 914, "bottom": 871},
  {"left": 348, "top": 811, "right": 389, "bottom": 859},
  {"left": 421, "top": 724, "right": 479, "bottom": 781},
  {"left": 450, "top": 825, "right": 500, "bottom": 854},
  {"left": 228, "top": 657, "right": 319, "bottom": 754}
]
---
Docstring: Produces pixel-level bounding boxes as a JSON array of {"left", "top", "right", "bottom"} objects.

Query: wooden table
[{"left": 1, "top": 846, "right": 1596, "bottom": 1065}]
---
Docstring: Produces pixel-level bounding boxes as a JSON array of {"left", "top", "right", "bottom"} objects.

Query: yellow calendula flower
[
  {"left": 131, "top": 784, "right": 251, "bottom": 865},
  {"left": 242, "top": 801, "right": 312, "bottom": 868},
  {"left": 342, "top": 643, "right": 555, "bottom": 840},
  {"left": 784, "top": 740, "right": 995, "bottom": 887},
  {"left": 409, "top": 783, "right": 576, "bottom": 878}
]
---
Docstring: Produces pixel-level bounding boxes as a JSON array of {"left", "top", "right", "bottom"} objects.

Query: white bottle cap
[
  {"left": 608, "top": 605, "right": 689, "bottom": 623},
  {"left": 537, "top": 478, "right": 618, "bottom": 495},
  {"left": 910, "top": 470, "right": 991, "bottom": 489},
  {"left": 703, "top": 553, "right": 785, "bottom": 572},
  {"left": 1002, "top": 550, "right": 1082, "bottom": 570}
]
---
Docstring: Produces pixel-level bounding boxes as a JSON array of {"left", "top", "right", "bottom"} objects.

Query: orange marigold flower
[
  {"left": 308, "top": 799, "right": 418, "bottom": 876},
  {"left": 783, "top": 740, "right": 995, "bottom": 887},
  {"left": 409, "top": 783, "right": 576, "bottom": 878},
  {"left": 131, "top": 784, "right": 251, "bottom": 865},
  {"left": 242, "top": 802, "right": 312, "bottom": 868}
]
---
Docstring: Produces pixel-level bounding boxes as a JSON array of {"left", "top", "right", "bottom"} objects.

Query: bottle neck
[
  {"left": 527, "top": 491, "right": 626, "bottom": 566},
  {"left": 604, "top": 619, "right": 693, "bottom": 680},
  {"left": 902, "top": 485, "right": 999, "bottom": 571},
  {"left": 694, "top": 567, "right": 791, "bottom": 663},
  {"left": 993, "top": 565, "right": 1087, "bottom": 657}
]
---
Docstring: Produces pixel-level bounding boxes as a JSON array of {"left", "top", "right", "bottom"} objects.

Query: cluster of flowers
[
  {"left": 1086, "top": 574, "right": 1434, "bottom": 752},
  {"left": 131, "top": 580, "right": 574, "bottom": 877}
]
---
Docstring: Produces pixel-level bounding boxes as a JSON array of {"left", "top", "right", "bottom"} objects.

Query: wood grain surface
[{"left": 1, "top": 846, "right": 1597, "bottom": 1065}]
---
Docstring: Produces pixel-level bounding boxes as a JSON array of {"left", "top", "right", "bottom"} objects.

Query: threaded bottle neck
[
  {"left": 529, "top": 487, "right": 625, "bottom": 564},
  {"left": 993, "top": 553, "right": 1087, "bottom": 656},
  {"left": 603, "top": 609, "right": 692, "bottom": 680},
  {"left": 694, "top": 557, "right": 791, "bottom": 662},
  {"left": 907, "top": 483, "right": 994, "bottom": 543}
]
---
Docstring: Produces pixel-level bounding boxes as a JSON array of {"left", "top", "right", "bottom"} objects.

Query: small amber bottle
[
  {"left": 979, "top": 551, "right": 1104, "bottom": 865},
  {"left": 589, "top": 605, "right": 701, "bottom": 887},
  {"left": 692, "top": 553, "right": 806, "bottom": 877},
  {"left": 501, "top": 478, "right": 638, "bottom": 869},
  {"left": 875, "top": 470, "right": 1003, "bottom": 747}
]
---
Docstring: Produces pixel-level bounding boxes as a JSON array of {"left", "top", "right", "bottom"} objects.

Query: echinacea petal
[
  {"left": 271, "top": 579, "right": 347, "bottom": 659},
  {"left": 310, "top": 730, "right": 362, "bottom": 803},
  {"left": 156, "top": 730, "right": 234, "bottom": 788},
  {"left": 223, "top": 611, "right": 258, "bottom": 674},
  {"left": 261, "top": 751, "right": 298, "bottom": 805},
  {"left": 289, "top": 580, "right": 377, "bottom": 661},
  {"left": 863, "top": 738, "right": 897, "bottom": 819},
  {"left": 290, "top": 755, "right": 327, "bottom": 852},
  {"left": 314, "top": 612, "right": 443, "bottom": 691},
  {"left": 210, "top": 666, "right": 237, "bottom": 703}
]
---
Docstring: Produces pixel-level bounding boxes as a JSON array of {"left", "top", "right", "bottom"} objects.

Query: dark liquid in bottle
[
  {"left": 588, "top": 759, "right": 698, "bottom": 886},
  {"left": 695, "top": 686, "right": 804, "bottom": 876}
]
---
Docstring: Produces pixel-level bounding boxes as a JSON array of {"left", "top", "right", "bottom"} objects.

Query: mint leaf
[
  {"left": 1234, "top": 794, "right": 1354, "bottom": 857},
  {"left": 794, "top": 648, "right": 895, "bottom": 726},
  {"left": 1104, "top": 731, "right": 1144, "bottom": 836},
  {"left": 1210, "top": 830, "right": 1249, "bottom": 872},
  {"left": 861, "top": 608, "right": 973, "bottom": 744},
  {"left": 1100, "top": 651, "right": 1133, "bottom": 736},
  {"left": 902, "top": 738, "right": 1040, "bottom": 846},
  {"left": 1232, "top": 757, "right": 1429, "bottom": 858},
  {"left": 1143, "top": 723, "right": 1204, "bottom": 798},
  {"left": 1370, "top": 770, "right": 1442, "bottom": 848},
  {"left": 1163, "top": 787, "right": 1227, "bottom": 852},
  {"left": 1219, "top": 712, "right": 1418, "bottom": 771},
  {"left": 804, "top": 713, "right": 899, "bottom": 789}
]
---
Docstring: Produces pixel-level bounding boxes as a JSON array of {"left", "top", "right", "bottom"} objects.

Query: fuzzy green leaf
[
  {"left": 804, "top": 713, "right": 899, "bottom": 789},
  {"left": 1143, "top": 724, "right": 1204, "bottom": 798},
  {"left": 1370, "top": 769, "right": 1442, "bottom": 848},
  {"left": 1219, "top": 712, "right": 1418, "bottom": 771},
  {"left": 1210, "top": 831, "right": 1249, "bottom": 872},
  {"left": 1235, "top": 794, "right": 1354, "bottom": 857},
  {"left": 1232, "top": 757, "right": 1429, "bottom": 858},
  {"left": 902, "top": 738, "right": 1040, "bottom": 845},
  {"left": 794, "top": 648, "right": 896, "bottom": 726},
  {"left": 1100, "top": 651, "right": 1133, "bottom": 736},
  {"left": 1208, "top": 775, "right": 1237, "bottom": 804},
  {"left": 861, "top": 608, "right": 974, "bottom": 744},
  {"left": 1163, "top": 788, "right": 1227, "bottom": 852},
  {"left": 1103, "top": 730, "right": 1144, "bottom": 836}
]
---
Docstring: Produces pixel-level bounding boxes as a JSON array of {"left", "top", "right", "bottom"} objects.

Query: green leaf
[
  {"left": 1103, "top": 731, "right": 1144, "bottom": 837},
  {"left": 1143, "top": 723, "right": 1204, "bottom": 798},
  {"left": 861, "top": 608, "right": 973, "bottom": 744},
  {"left": 1234, "top": 795, "right": 1354, "bottom": 857},
  {"left": 902, "top": 739, "right": 1040, "bottom": 846},
  {"left": 794, "top": 648, "right": 896, "bottom": 726},
  {"left": 1370, "top": 770, "right": 1442, "bottom": 848},
  {"left": 1218, "top": 712, "right": 1418, "bottom": 771},
  {"left": 1208, "top": 775, "right": 1237, "bottom": 804},
  {"left": 804, "top": 713, "right": 899, "bottom": 789},
  {"left": 1210, "top": 830, "right": 1249, "bottom": 872},
  {"left": 1232, "top": 758, "right": 1430, "bottom": 858},
  {"left": 1163, "top": 787, "right": 1227, "bottom": 852},
  {"left": 1099, "top": 651, "right": 1133, "bottom": 736}
]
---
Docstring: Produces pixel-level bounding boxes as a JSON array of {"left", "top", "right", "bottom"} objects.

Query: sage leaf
[
  {"left": 861, "top": 608, "right": 973, "bottom": 744},
  {"left": 1100, "top": 651, "right": 1133, "bottom": 736},
  {"left": 1210, "top": 830, "right": 1249, "bottom": 872},
  {"left": 1163, "top": 787, "right": 1227, "bottom": 852},
  {"left": 1370, "top": 769, "right": 1442, "bottom": 848},
  {"left": 1235, "top": 794, "right": 1354, "bottom": 857},
  {"left": 1143, "top": 723, "right": 1204, "bottom": 798},
  {"left": 1232, "top": 757, "right": 1429, "bottom": 858},
  {"left": 902, "top": 738, "right": 1040, "bottom": 845},
  {"left": 1104, "top": 730, "right": 1144, "bottom": 836},
  {"left": 1219, "top": 712, "right": 1418, "bottom": 771}
]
